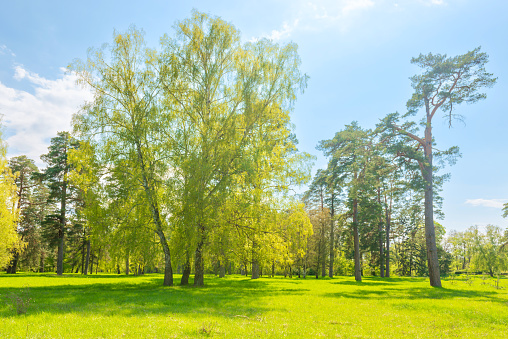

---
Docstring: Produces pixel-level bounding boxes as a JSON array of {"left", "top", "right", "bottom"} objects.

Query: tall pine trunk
[
  {"left": 57, "top": 173, "right": 67, "bottom": 276},
  {"left": 377, "top": 188, "right": 384, "bottom": 278},
  {"left": 84, "top": 239, "right": 91, "bottom": 275},
  {"left": 385, "top": 203, "right": 391, "bottom": 278},
  {"left": 353, "top": 197, "right": 362, "bottom": 282},
  {"left": 328, "top": 197, "right": 335, "bottom": 278},
  {"left": 423, "top": 123, "right": 441, "bottom": 287}
]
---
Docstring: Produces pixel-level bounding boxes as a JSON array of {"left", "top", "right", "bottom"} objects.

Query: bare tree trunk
[
  {"left": 155, "top": 229, "right": 173, "bottom": 286},
  {"left": 251, "top": 241, "right": 260, "bottom": 279},
  {"left": 423, "top": 163, "right": 441, "bottom": 286},
  {"left": 81, "top": 236, "right": 85, "bottom": 274},
  {"left": 125, "top": 254, "right": 129, "bottom": 275},
  {"left": 321, "top": 244, "right": 326, "bottom": 277},
  {"left": 39, "top": 253, "right": 45, "bottom": 273},
  {"left": 385, "top": 205, "right": 391, "bottom": 278},
  {"left": 219, "top": 261, "right": 226, "bottom": 278},
  {"left": 329, "top": 196, "right": 335, "bottom": 278},
  {"left": 194, "top": 237, "right": 204, "bottom": 286},
  {"left": 422, "top": 122, "right": 441, "bottom": 287},
  {"left": 6, "top": 251, "right": 19, "bottom": 274},
  {"left": 353, "top": 197, "right": 362, "bottom": 282},
  {"left": 378, "top": 188, "right": 384, "bottom": 278},
  {"left": 136, "top": 142, "right": 173, "bottom": 286},
  {"left": 181, "top": 254, "right": 191, "bottom": 285},
  {"left": 57, "top": 171, "right": 68, "bottom": 276},
  {"left": 84, "top": 239, "right": 91, "bottom": 275}
]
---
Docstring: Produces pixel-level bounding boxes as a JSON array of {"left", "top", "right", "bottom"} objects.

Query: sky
[{"left": 0, "top": 0, "right": 506, "bottom": 232}]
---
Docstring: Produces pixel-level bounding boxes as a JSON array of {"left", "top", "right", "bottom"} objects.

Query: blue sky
[{"left": 1, "top": 0, "right": 506, "bottom": 232}]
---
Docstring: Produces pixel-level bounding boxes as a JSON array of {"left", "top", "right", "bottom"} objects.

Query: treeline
[
  {"left": 300, "top": 45, "right": 499, "bottom": 287},
  {"left": 0, "top": 11, "right": 503, "bottom": 288}
]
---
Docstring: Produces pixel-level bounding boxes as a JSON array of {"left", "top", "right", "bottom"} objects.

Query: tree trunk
[
  {"left": 84, "top": 239, "right": 91, "bottom": 275},
  {"left": 136, "top": 141, "right": 173, "bottom": 286},
  {"left": 378, "top": 188, "right": 384, "bottom": 278},
  {"left": 219, "top": 261, "right": 226, "bottom": 278},
  {"left": 353, "top": 197, "right": 362, "bottom": 282},
  {"left": 194, "top": 238, "right": 204, "bottom": 286},
  {"left": 156, "top": 229, "right": 173, "bottom": 286},
  {"left": 251, "top": 241, "right": 260, "bottom": 279},
  {"left": 57, "top": 171, "right": 68, "bottom": 276},
  {"left": 181, "top": 254, "right": 191, "bottom": 285},
  {"left": 329, "top": 196, "right": 335, "bottom": 278},
  {"left": 39, "top": 253, "right": 45, "bottom": 273},
  {"left": 6, "top": 251, "right": 19, "bottom": 274},
  {"left": 321, "top": 243, "right": 326, "bottom": 277},
  {"left": 385, "top": 204, "right": 391, "bottom": 278},
  {"left": 252, "top": 260, "right": 260, "bottom": 279},
  {"left": 57, "top": 229, "right": 64, "bottom": 275},
  {"left": 422, "top": 123, "right": 442, "bottom": 287},
  {"left": 81, "top": 236, "right": 85, "bottom": 274},
  {"left": 125, "top": 254, "right": 129, "bottom": 275}
]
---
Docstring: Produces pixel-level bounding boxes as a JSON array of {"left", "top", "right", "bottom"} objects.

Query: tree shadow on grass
[
  {"left": 323, "top": 283, "right": 507, "bottom": 305},
  {"left": 0, "top": 274, "right": 305, "bottom": 319},
  {"left": 330, "top": 276, "right": 416, "bottom": 286}
]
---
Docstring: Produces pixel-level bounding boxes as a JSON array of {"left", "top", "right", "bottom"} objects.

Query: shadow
[
  {"left": 323, "top": 283, "right": 507, "bottom": 305},
  {"left": 0, "top": 274, "right": 306, "bottom": 319}
]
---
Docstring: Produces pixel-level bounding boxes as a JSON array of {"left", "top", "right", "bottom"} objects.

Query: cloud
[
  {"left": 0, "top": 44, "right": 16, "bottom": 57},
  {"left": 0, "top": 66, "right": 92, "bottom": 167},
  {"left": 267, "top": 19, "right": 300, "bottom": 41},
  {"left": 251, "top": 0, "right": 376, "bottom": 41},
  {"left": 465, "top": 199, "right": 507, "bottom": 209},
  {"left": 419, "top": 0, "right": 446, "bottom": 5}
]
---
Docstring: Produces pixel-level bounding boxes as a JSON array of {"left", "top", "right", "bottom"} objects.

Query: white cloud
[
  {"left": 267, "top": 19, "right": 300, "bottom": 41},
  {"left": 419, "top": 0, "right": 446, "bottom": 5},
  {"left": 342, "top": 0, "right": 375, "bottom": 15},
  {"left": 0, "top": 44, "right": 16, "bottom": 57},
  {"left": 251, "top": 0, "right": 376, "bottom": 41},
  {"left": 465, "top": 199, "right": 507, "bottom": 209},
  {"left": 0, "top": 66, "right": 92, "bottom": 167}
]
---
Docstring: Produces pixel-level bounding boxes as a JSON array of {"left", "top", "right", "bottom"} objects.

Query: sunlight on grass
[{"left": 1, "top": 273, "right": 507, "bottom": 338}]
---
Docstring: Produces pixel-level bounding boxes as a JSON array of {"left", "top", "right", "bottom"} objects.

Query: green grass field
[{"left": 1, "top": 273, "right": 507, "bottom": 338}]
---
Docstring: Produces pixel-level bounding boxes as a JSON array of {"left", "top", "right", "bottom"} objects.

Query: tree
[
  {"left": 0, "top": 118, "right": 20, "bottom": 269},
  {"left": 319, "top": 122, "right": 376, "bottom": 282},
  {"left": 470, "top": 225, "right": 508, "bottom": 277},
  {"left": 40, "top": 132, "right": 80, "bottom": 275},
  {"left": 381, "top": 47, "right": 496, "bottom": 287},
  {"left": 159, "top": 11, "right": 309, "bottom": 286},
  {"left": 71, "top": 26, "right": 177, "bottom": 286},
  {"left": 6, "top": 155, "right": 42, "bottom": 273}
]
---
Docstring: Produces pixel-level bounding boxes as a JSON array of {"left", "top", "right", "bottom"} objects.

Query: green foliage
[
  {"left": 69, "top": 11, "right": 311, "bottom": 285},
  {"left": 406, "top": 47, "right": 497, "bottom": 126},
  {"left": 0, "top": 118, "right": 20, "bottom": 269}
]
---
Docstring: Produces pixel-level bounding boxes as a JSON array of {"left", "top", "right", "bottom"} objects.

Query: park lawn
[{"left": 0, "top": 273, "right": 507, "bottom": 338}]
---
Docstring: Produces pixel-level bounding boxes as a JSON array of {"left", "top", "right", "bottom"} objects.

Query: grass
[{"left": 0, "top": 273, "right": 507, "bottom": 338}]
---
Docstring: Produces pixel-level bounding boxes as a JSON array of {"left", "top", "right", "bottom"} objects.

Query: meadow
[{"left": 1, "top": 273, "right": 507, "bottom": 338}]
